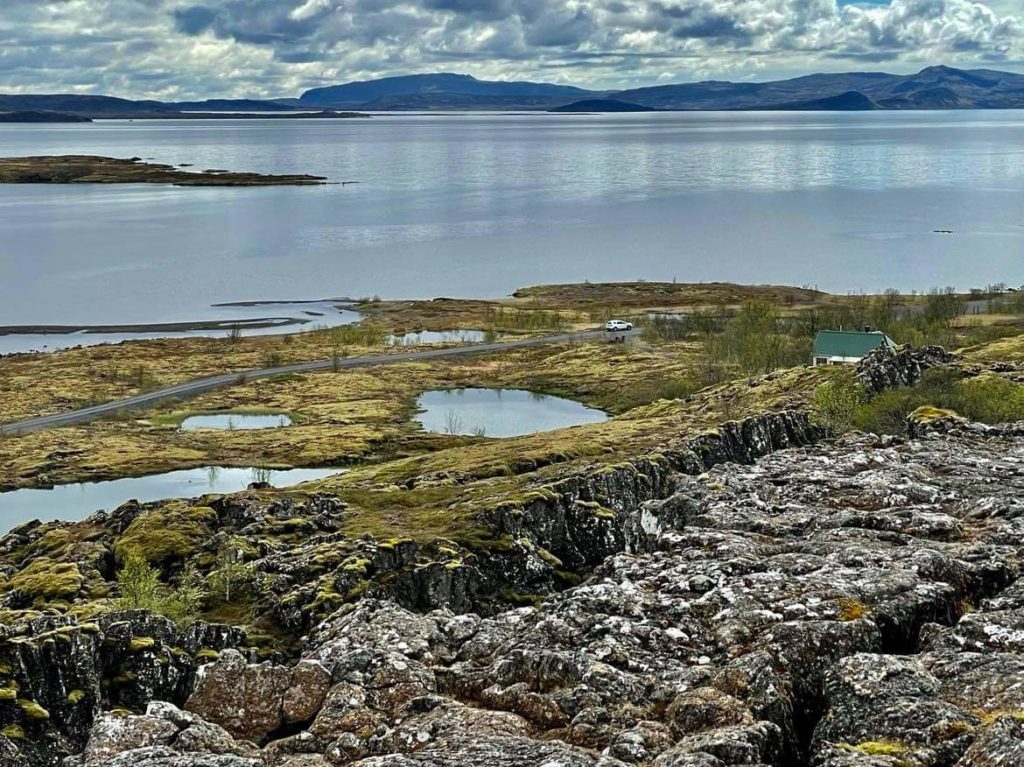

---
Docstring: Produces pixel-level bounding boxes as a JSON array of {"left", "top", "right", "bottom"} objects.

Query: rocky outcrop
[
  {"left": 32, "top": 420, "right": 1024, "bottom": 767},
  {"left": 474, "top": 410, "right": 818, "bottom": 599},
  {"left": 0, "top": 613, "right": 248, "bottom": 765},
  {"left": 855, "top": 344, "right": 954, "bottom": 393},
  {"left": 185, "top": 651, "right": 330, "bottom": 742}
]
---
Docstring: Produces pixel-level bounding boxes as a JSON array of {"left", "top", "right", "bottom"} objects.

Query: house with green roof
[{"left": 812, "top": 329, "right": 896, "bottom": 367}]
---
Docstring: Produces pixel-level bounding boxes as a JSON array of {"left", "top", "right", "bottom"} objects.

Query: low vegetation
[{"left": 811, "top": 363, "right": 1024, "bottom": 437}]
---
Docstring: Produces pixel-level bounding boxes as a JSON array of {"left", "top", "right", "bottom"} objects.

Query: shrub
[
  {"left": 115, "top": 557, "right": 208, "bottom": 626},
  {"left": 855, "top": 387, "right": 928, "bottom": 435},
  {"left": 209, "top": 540, "right": 257, "bottom": 605},
  {"left": 116, "top": 555, "right": 163, "bottom": 612},
  {"left": 853, "top": 368, "right": 1024, "bottom": 435},
  {"left": 812, "top": 375, "right": 863, "bottom": 435},
  {"left": 958, "top": 375, "right": 1024, "bottom": 424},
  {"left": 161, "top": 564, "right": 208, "bottom": 624},
  {"left": 853, "top": 367, "right": 962, "bottom": 436},
  {"left": 706, "top": 301, "right": 809, "bottom": 375}
]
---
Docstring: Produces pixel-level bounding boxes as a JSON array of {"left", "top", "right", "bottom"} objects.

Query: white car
[{"left": 605, "top": 319, "right": 633, "bottom": 332}]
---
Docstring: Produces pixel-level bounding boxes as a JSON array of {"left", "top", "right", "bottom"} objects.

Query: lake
[
  {"left": 0, "top": 466, "right": 340, "bottom": 532},
  {"left": 1, "top": 111, "right": 1023, "bottom": 331},
  {"left": 415, "top": 388, "right": 608, "bottom": 437}
]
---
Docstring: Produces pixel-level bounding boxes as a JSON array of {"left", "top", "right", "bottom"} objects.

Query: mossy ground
[{"left": 0, "top": 335, "right": 706, "bottom": 489}]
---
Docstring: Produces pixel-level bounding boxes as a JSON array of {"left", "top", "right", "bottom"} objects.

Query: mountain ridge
[{"left": 3, "top": 65, "right": 1024, "bottom": 116}]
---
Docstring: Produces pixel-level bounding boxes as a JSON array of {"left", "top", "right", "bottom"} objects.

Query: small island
[{"left": 0, "top": 155, "right": 328, "bottom": 186}]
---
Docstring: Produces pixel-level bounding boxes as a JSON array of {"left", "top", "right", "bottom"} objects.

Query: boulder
[{"left": 185, "top": 650, "right": 291, "bottom": 742}]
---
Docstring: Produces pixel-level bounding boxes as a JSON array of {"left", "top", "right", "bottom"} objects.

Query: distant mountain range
[
  {"left": 296, "top": 66, "right": 1024, "bottom": 111},
  {"left": 609, "top": 66, "right": 1024, "bottom": 111},
  {"left": 2, "top": 66, "right": 1023, "bottom": 120}
]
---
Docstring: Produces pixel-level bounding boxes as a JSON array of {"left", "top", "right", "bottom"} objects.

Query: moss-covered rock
[
  {"left": 114, "top": 503, "right": 217, "bottom": 565},
  {"left": 4, "top": 559, "right": 83, "bottom": 603}
]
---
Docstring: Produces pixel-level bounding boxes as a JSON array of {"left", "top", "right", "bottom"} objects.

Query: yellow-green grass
[{"left": 0, "top": 338, "right": 704, "bottom": 490}]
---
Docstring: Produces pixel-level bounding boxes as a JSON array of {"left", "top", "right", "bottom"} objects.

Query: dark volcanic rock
[
  {"left": 855, "top": 344, "right": 955, "bottom": 394},
  {"left": 0, "top": 613, "right": 249, "bottom": 765}
]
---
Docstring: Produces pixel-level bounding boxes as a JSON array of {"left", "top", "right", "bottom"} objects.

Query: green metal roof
[{"left": 813, "top": 330, "right": 896, "bottom": 358}]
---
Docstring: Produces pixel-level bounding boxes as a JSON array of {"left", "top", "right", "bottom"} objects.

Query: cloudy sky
[{"left": 1, "top": 0, "right": 1022, "bottom": 99}]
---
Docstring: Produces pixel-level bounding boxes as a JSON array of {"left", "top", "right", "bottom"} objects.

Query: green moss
[
  {"left": 1, "top": 725, "right": 24, "bottom": 740},
  {"left": 501, "top": 589, "right": 543, "bottom": 607},
  {"left": 535, "top": 547, "right": 563, "bottom": 568},
  {"left": 4, "top": 559, "right": 83, "bottom": 602},
  {"left": 838, "top": 740, "right": 910, "bottom": 757},
  {"left": 343, "top": 580, "right": 370, "bottom": 601},
  {"left": 115, "top": 504, "right": 216, "bottom": 564},
  {"left": 129, "top": 636, "right": 156, "bottom": 652},
  {"left": 66, "top": 689, "right": 86, "bottom": 705},
  {"left": 837, "top": 597, "right": 870, "bottom": 621},
  {"left": 17, "top": 699, "right": 49, "bottom": 720},
  {"left": 309, "top": 581, "right": 345, "bottom": 611},
  {"left": 341, "top": 557, "right": 371, "bottom": 575},
  {"left": 910, "top": 405, "right": 959, "bottom": 422},
  {"left": 554, "top": 570, "right": 583, "bottom": 587},
  {"left": 0, "top": 686, "right": 17, "bottom": 701},
  {"left": 195, "top": 648, "right": 220, "bottom": 661},
  {"left": 973, "top": 708, "right": 1024, "bottom": 726}
]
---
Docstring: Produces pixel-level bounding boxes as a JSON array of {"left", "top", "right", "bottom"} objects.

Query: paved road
[{"left": 0, "top": 329, "right": 636, "bottom": 435}]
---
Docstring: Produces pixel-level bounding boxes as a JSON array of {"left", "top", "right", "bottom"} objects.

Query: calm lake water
[
  {"left": 416, "top": 388, "right": 607, "bottom": 437},
  {"left": 1, "top": 112, "right": 1023, "bottom": 329},
  {"left": 0, "top": 466, "right": 339, "bottom": 531},
  {"left": 179, "top": 413, "right": 293, "bottom": 430}
]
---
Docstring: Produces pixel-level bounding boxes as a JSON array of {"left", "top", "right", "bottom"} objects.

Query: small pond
[
  {"left": 180, "top": 413, "right": 293, "bottom": 431},
  {"left": 389, "top": 330, "right": 487, "bottom": 346},
  {"left": 415, "top": 388, "right": 607, "bottom": 438},
  {"left": 0, "top": 466, "right": 339, "bottom": 533}
]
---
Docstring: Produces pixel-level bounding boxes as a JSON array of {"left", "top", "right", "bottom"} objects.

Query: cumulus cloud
[{"left": 0, "top": 0, "right": 1020, "bottom": 97}]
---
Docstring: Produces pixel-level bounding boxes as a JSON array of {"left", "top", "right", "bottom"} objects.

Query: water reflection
[
  {"left": 0, "top": 466, "right": 339, "bottom": 532},
  {"left": 415, "top": 388, "right": 607, "bottom": 438},
  {"left": 180, "top": 413, "right": 292, "bottom": 430}
]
